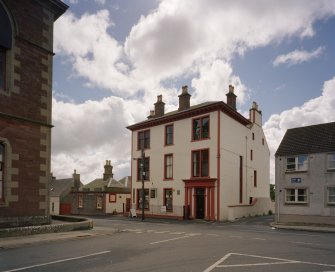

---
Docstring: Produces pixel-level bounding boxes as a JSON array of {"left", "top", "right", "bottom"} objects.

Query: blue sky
[{"left": 52, "top": 0, "right": 335, "bottom": 183}]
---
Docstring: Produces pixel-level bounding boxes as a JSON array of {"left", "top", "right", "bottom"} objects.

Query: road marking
[
  {"left": 170, "top": 232, "right": 185, "bottom": 235},
  {"left": 149, "top": 235, "right": 190, "bottom": 245},
  {"left": 291, "top": 241, "right": 319, "bottom": 246},
  {"left": 251, "top": 237, "right": 266, "bottom": 241},
  {"left": 203, "top": 252, "right": 335, "bottom": 272},
  {"left": 154, "top": 231, "right": 170, "bottom": 234},
  {"left": 1, "top": 251, "right": 111, "bottom": 272}
]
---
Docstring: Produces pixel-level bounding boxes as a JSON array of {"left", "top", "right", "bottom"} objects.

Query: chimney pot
[
  {"left": 226, "top": 85, "right": 237, "bottom": 110},
  {"left": 154, "top": 94, "right": 165, "bottom": 117}
]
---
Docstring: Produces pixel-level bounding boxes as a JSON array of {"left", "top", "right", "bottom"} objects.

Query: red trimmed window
[
  {"left": 137, "top": 188, "right": 149, "bottom": 210},
  {"left": 0, "top": 47, "right": 5, "bottom": 92},
  {"left": 165, "top": 124, "right": 173, "bottom": 145},
  {"left": 137, "top": 157, "right": 150, "bottom": 181},
  {"left": 254, "top": 170, "right": 257, "bottom": 187},
  {"left": 0, "top": 143, "right": 4, "bottom": 201},
  {"left": 164, "top": 154, "right": 173, "bottom": 179},
  {"left": 137, "top": 130, "right": 150, "bottom": 150},
  {"left": 163, "top": 188, "right": 173, "bottom": 211},
  {"left": 109, "top": 193, "right": 116, "bottom": 203},
  {"left": 192, "top": 149, "right": 209, "bottom": 177},
  {"left": 192, "top": 116, "right": 209, "bottom": 140}
]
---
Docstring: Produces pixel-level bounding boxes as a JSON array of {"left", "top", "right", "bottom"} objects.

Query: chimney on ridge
[
  {"left": 178, "top": 85, "right": 191, "bottom": 111},
  {"left": 154, "top": 95, "right": 165, "bottom": 117},
  {"left": 103, "top": 160, "right": 114, "bottom": 181},
  {"left": 226, "top": 85, "right": 237, "bottom": 110},
  {"left": 72, "top": 169, "right": 81, "bottom": 191}
]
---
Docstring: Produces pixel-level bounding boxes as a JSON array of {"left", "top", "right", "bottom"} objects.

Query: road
[{"left": 1, "top": 216, "right": 335, "bottom": 272}]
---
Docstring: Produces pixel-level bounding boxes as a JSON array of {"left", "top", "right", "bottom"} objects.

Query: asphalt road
[{"left": 1, "top": 216, "right": 335, "bottom": 272}]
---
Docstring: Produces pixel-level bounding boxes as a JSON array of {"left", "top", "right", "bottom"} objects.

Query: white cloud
[
  {"left": 51, "top": 96, "right": 148, "bottom": 182},
  {"left": 273, "top": 46, "right": 325, "bottom": 66},
  {"left": 264, "top": 75, "right": 335, "bottom": 183}
]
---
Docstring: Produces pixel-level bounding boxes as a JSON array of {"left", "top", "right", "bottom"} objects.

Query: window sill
[
  {"left": 191, "top": 138, "right": 210, "bottom": 142},
  {"left": 164, "top": 178, "right": 173, "bottom": 181},
  {"left": 284, "top": 202, "right": 308, "bottom": 205},
  {"left": 285, "top": 170, "right": 308, "bottom": 174},
  {"left": 327, "top": 169, "right": 335, "bottom": 172}
]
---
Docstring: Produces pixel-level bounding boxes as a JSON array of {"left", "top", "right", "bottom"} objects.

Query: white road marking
[
  {"left": 251, "top": 237, "right": 266, "bottom": 241},
  {"left": 149, "top": 235, "right": 191, "bottom": 245},
  {"left": 170, "top": 232, "right": 185, "bottom": 235},
  {"left": 203, "top": 252, "right": 335, "bottom": 272},
  {"left": 1, "top": 251, "right": 111, "bottom": 272},
  {"left": 154, "top": 231, "right": 170, "bottom": 234},
  {"left": 291, "top": 241, "right": 319, "bottom": 246}
]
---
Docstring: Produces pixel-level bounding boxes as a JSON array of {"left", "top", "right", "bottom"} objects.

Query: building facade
[
  {"left": 0, "top": 0, "right": 68, "bottom": 227},
  {"left": 71, "top": 161, "right": 131, "bottom": 216},
  {"left": 275, "top": 122, "right": 335, "bottom": 225},
  {"left": 127, "top": 85, "right": 271, "bottom": 221}
]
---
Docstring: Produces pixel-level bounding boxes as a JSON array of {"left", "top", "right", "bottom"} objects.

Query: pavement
[{"left": 1, "top": 215, "right": 335, "bottom": 249}]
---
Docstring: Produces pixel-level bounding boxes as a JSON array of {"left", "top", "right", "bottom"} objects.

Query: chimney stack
[
  {"left": 178, "top": 85, "right": 191, "bottom": 111},
  {"left": 154, "top": 95, "right": 165, "bottom": 117},
  {"left": 147, "top": 110, "right": 155, "bottom": 119},
  {"left": 226, "top": 85, "right": 237, "bottom": 110},
  {"left": 103, "top": 160, "right": 114, "bottom": 181},
  {"left": 72, "top": 169, "right": 81, "bottom": 191},
  {"left": 249, "top": 101, "right": 262, "bottom": 125}
]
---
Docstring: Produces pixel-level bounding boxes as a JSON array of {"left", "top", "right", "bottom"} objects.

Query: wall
[
  {"left": 276, "top": 153, "right": 335, "bottom": 224},
  {"left": 50, "top": 196, "right": 60, "bottom": 215},
  {"left": 105, "top": 193, "right": 130, "bottom": 214}
]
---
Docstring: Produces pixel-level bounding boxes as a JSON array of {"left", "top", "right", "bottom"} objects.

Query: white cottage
[{"left": 127, "top": 85, "right": 271, "bottom": 221}]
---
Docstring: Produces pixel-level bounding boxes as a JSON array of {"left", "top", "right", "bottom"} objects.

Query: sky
[{"left": 52, "top": 0, "right": 335, "bottom": 184}]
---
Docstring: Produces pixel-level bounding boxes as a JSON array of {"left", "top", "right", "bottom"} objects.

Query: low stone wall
[{"left": 0, "top": 215, "right": 93, "bottom": 238}]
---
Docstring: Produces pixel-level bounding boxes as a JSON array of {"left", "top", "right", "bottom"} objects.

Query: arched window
[
  {"left": 0, "top": 143, "right": 4, "bottom": 201},
  {"left": 0, "top": 3, "right": 13, "bottom": 92}
]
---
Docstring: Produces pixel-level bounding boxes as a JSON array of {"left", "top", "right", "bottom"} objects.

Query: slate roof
[
  {"left": 50, "top": 178, "right": 75, "bottom": 197},
  {"left": 275, "top": 122, "right": 335, "bottom": 156},
  {"left": 80, "top": 176, "right": 131, "bottom": 192}
]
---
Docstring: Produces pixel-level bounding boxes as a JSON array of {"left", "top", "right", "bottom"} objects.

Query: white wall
[
  {"left": 50, "top": 196, "right": 59, "bottom": 215},
  {"left": 105, "top": 193, "right": 130, "bottom": 214}
]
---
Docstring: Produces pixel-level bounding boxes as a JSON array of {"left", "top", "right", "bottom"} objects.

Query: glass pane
[
  {"left": 0, "top": 143, "right": 4, "bottom": 162},
  {"left": 201, "top": 150, "right": 209, "bottom": 176},
  {"left": 286, "top": 158, "right": 296, "bottom": 171},
  {"left": 202, "top": 117, "right": 209, "bottom": 139},
  {"left": 144, "top": 131, "right": 150, "bottom": 148},
  {"left": 328, "top": 187, "right": 335, "bottom": 196},
  {"left": 297, "top": 155, "right": 308, "bottom": 171},
  {"left": 193, "top": 119, "right": 201, "bottom": 140},
  {"left": 193, "top": 151, "right": 200, "bottom": 177},
  {"left": 328, "top": 154, "right": 335, "bottom": 169},
  {"left": 165, "top": 189, "right": 172, "bottom": 210},
  {"left": 138, "top": 132, "right": 144, "bottom": 149},
  {"left": 166, "top": 125, "right": 173, "bottom": 145},
  {"left": 328, "top": 196, "right": 335, "bottom": 203}
]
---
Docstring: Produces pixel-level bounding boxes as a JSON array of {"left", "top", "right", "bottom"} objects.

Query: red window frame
[
  {"left": 164, "top": 154, "right": 173, "bottom": 180},
  {"left": 254, "top": 170, "right": 257, "bottom": 187},
  {"left": 191, "top": 149, "right": 209, "bottom": 178},
  {"left": 137, "top": 130, "right": 150, "bottom": 150},
  {"left": 109, "top": 193, "right": 116, "bottom": 203},
  {"left": 165, "top": 124, "right": 174, "bottom": 146},
  {"left": 163, "top": 188, "right": 173, "bottom": 211},
  {"left": 192, "top": 116, "right": 210, "bottom": 141}
]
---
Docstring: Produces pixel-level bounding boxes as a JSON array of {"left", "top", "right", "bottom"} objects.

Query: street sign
[{"left": 291, "top": 177, "right": 302, "bottom": 183}]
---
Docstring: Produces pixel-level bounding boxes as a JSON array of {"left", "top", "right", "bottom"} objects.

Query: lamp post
[{"left": 140, "top": 147, "right": 145, "bottom": 221}]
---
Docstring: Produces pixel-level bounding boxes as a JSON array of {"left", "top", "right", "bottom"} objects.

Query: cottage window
[
  {"left": 285, "top": 188, "right": 307, "bottom": 204},
  {"left": 192, "top": 116, "right": 209, "bottom": 140},
  {"left": 0, "top": 143, "right": 4, "bottom": 201},
  {"left": 137, "top": 188, "right": 149, "bottom": 210},
  {"left": 78, "top": 194, "right": 83, "bottom": 208},
  {"left": 164, "top": 154, "right": 173, "bottom": 179},
  {"left": 138, "top": 130, "right": 150, "bottom": 150},
  {"left": 328, "top": 153, "right": 335, "bottom": 170},
  {"left": 109, "top": 193, "right": 116, "bottom": 203},
  {"left": 137, "top": 157, "right": 150, "bottom": 181},
  {"left": 286, "top": 155, "right": 308, "bottom": 172},
  {"left": 163, "top": 188, "right": 173, "bottom": 211},
  {"left": 327, "top": 187, "right": 335, "bottom": 205},
  {"left": 165, "top": 125, "right": 173, "bottom": 145},
  {"left": 96, "top": 195, "right": 103, "bottom": 209},
  {"left": 192, "top": 149, "right": 209, "bottom": 177}
]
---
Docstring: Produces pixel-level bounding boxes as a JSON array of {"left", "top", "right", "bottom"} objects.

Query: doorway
[{"left": 195, "top": 188, "right": 205, "bottom": 219}]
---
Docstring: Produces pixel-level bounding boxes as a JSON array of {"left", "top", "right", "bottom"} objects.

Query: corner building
[
  {"left": 0, "top": 0, "right": 67, "bottom": 227},
  {"left": 127, "top": 85, "right": 272, "bottom": 221}
]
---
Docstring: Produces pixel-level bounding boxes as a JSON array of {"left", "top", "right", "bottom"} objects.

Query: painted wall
[
  {"left": 105, "top": 193, "right": 130, "bottom": 214},
  {"left": 275, "top": 153, "right": 335, "bottom": 224}
]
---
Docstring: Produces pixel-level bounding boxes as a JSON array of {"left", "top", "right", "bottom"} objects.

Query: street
[{"left": 1, "top": 216, "right": 335, "bottom": 272}]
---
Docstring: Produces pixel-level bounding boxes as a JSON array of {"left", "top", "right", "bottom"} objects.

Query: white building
[{"left": 127, "top": 85, "right": 271, "bottom": 221}]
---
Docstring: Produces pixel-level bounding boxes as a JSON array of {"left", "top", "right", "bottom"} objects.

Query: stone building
[
  {"left": 0, "top": 0, "right": 68, "bottom": 227},
  {"left": 275, "top": 122, "right": 335, "bottom": 225},
  {"left": 71, "top": 161, "right": 131, "bottom": 216}
]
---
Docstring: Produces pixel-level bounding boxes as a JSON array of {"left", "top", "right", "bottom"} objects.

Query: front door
[{"left": 195, "top": 188, "right": 205, "bottom": 219}]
